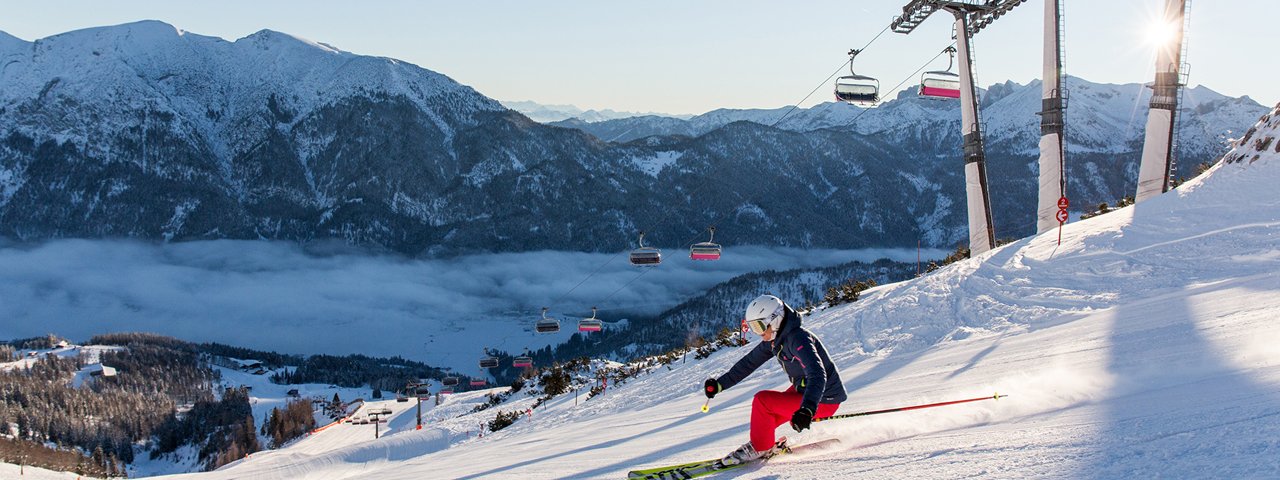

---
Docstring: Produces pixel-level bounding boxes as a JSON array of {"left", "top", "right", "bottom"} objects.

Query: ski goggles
[{"left": 743, "top": 317, "right": 770, "bottom": 335}]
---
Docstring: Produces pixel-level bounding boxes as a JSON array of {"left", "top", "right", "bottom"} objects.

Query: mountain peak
[
  {"left": 57, "top": 20, "right": 187, "bottom": 42},
  {"left": 239, "top": 28, "right": 346, "bottom": 55}
]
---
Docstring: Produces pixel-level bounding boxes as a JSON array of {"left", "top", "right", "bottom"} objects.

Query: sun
[{"left": 1145, "top": 19, "right": 1179, "bottom": 47}]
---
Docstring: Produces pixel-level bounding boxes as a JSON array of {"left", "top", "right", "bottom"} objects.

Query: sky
[{"left": 1, "top": 0, "right": 1276, "bottom": 115}]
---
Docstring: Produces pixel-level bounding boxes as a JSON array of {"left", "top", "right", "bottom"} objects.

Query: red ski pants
[{"left": 750, "top": 387, "right": 840, "bottom": 452}]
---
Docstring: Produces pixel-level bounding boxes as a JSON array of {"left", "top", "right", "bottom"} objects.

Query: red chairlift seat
[
  {"left": 689, "top": 226, "right": 722, "bottom": 260},
  {"left": 513, "top": 356, "right": 533, "bottom": 368},
  {"left": 919, "top": 47, "right": 961, "bottom": 99},
  {"left": 470, "top": 378, "right": 487, "bottom": 387},
  {"left": 578, "top": 306, "right": 604, "bottom": 332},
  {"left": 920, "top": 72, "right": 961, "bottom": 98},
  {"left": 690, "top": 243, "right": 721, "bottom": 260}
]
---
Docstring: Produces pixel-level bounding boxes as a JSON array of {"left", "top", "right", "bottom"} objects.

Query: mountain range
[
  {"left": 0, "top": 21, "right": 1268, "bottom": 256},
  {"left": 499, "top": 100, "right": 693, "bottom": 123}
]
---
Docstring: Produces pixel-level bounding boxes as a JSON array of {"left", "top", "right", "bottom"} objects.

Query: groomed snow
[{"left": 142, "top": 107, "right": 1280, "bottom": 479}]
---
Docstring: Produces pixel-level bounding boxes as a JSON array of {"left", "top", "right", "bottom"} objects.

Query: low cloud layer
[{"left": 0, "top": 239, "right": 935, "bottom": 370}]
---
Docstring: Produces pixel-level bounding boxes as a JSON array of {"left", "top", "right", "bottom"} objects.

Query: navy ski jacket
[{"left": 715, "top": 305, "right": 847, "bottom": 412}]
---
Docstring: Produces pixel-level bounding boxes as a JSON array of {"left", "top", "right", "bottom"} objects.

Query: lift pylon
[
  {"left": 1037, "top": 0, "right": 1068, "bottom": 234},
  {"left": 1135, "top": 0, "right": 1190, "bottom": 203},
  {"left": 892, "top": 0, "right": 1026, "bottom": 256}
]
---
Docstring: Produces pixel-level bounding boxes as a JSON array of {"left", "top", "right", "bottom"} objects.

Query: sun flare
[{"left": 1145, "top": 19, "right": 1179, "bottom": 47}]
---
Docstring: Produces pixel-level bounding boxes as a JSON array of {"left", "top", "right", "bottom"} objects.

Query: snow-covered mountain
[
  {"left": 555, "top": 77, "right": 1259, "bottom": 158},
  {"left": 500, "top": 100, "right": 693, "bottom": 123},
  {"left": 0, "top": 22, "right": 1268, "bottom": 256},
  {"left": 150, "top": 101, "right": 1280, "bottom": 480}
]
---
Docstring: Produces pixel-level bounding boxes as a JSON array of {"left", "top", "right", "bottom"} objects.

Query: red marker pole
[{"left": 1056, "top": 196, "right": 1070, "bottom": 245}]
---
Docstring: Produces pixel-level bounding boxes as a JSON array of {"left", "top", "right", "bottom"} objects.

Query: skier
[{"left": 702, "top": 294, "right": 847, "bottom": 465}]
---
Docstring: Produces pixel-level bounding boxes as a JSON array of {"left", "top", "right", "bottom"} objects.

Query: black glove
[
  {"left": 703, "top": 378, "right": 721, "bottom": 399},
  {"left": 790, "top": 407, "right": 814, "bottom": 432}
]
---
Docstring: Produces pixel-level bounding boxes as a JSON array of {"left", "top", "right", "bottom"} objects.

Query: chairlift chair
[
  {"left": 479, "top": 356, "right": 499, "bottom": 369},
  {"left": 513, "top": 356, "right": 533, "bottom": 368},
  {"left": 470, "top": 377, "right": 487, "bottom": 387},
  {"left": 689, "top": 226, "right": 722, "bottom": 261},
  {"left": 920, "top": 46, "right": 961, "bottom": 99},
  {"left": 834, "top": 49, "right": 880, "bottom": 106},
  {"left": 535, "top": 307, "right": 561, "bottom": 333},
  {"left": 442, "top": 376, "right": 459, "bottom": 387},
  {"left": 578, "top": 306, "right": 603, "bottom": 332},
  {"left": 629, "top": 231, "right": 662, "bottom": 266}
]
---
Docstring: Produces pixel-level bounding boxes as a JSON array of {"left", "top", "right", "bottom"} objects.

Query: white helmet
[{"left": 743, "top": 295, "right": 785, "bottom": 335}]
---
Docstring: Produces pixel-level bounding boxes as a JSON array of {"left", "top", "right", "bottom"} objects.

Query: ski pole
[
  {"left": 700, "top": 398, "right": 711, "bottom": 413},
  {"left": 813, "top": 392, "right": 1006, "bottom": 423}
]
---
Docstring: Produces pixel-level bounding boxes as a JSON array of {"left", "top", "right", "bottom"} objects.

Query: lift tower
[
  {"left": 1135, "top": 0, "right": 1190, "bottom": 204},
  {"left": 892, "top": 0, "right": 1026, "bottom": 257},
  {"left": 1037, "top": 0, "right": 1067, "bottom": 234}
]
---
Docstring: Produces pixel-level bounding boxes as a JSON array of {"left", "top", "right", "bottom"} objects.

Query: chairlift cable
[
  {"left": 541, "top": 42, "right": 953, "bottom": 322},
  {"left": 600, "top": 268, "right": 653, "bottom": 305},
  {"left": 770, "top": 24, "right": 893, "bottom": 128},
  {"left": 547, "top": 249, "right": 626, "bottom": 308},
  {"left": 843, "top": 43, "right": 955, "bottom": 130},
  {"left": 770, "top": 58, "right": 851, "bottom": 128}
]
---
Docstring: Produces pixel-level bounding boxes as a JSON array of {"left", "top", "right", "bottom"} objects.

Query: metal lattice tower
[
  {"left": 891, "top": 0, "right": 1027, "bottom": 256},
  {"left": 1169, "top": 0, "right": 1193, "bottom": 188}
]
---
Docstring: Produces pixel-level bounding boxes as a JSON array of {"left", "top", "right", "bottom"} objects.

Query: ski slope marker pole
[{"left": 813, "top": 392, "right": 1006, "bottom": 423}]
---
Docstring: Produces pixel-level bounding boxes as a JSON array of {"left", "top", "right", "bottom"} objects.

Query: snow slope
[{"left": 150, "top": 106, "right": 1280, "bottom": 478}]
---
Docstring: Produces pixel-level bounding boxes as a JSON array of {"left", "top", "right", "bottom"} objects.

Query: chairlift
[
  {"left": 920, "top": 46, "right": 961, "bottom": 99},
  {"left": 479, "top": 355, "right": 499, "bottom": 369},
  {"left": 578, "top": 306, "right": 603, "bottom": 332},
  {"left": 689, "top": 226, "right": 722, "bottom": 261},
  {"left": 834, "top": 49, "right": 880, "bottom": 106},
  {"left": 629, "top": 231, "right": 662, "bottom": 266},
  {"left": 535, "top": 307, "right": 561, "bottom": 333},
  {"left": 470, "top": 377, "right": 487, "bottom": 387},
  {"left": 440, "top": 388, "right": 454, "bottom": 395},
  {"left": 513, "top": 355, "right": 533, "bottom": 368},
  {"left": 442, "top": 376, "right": 459, "bottom": 387}
]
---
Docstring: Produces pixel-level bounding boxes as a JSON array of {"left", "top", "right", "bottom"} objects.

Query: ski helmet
[{"left": 743, "top": 294, "right": 785, "bottom": 335}]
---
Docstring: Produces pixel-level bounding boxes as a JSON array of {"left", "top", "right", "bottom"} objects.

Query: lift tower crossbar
[{"left": 890, "top": 0, "right": 1027, "bottom": 256}]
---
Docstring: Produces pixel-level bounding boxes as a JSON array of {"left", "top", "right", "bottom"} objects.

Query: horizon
[{"left": 1, "top": 0, "right": 1276, "bottom": 114}]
